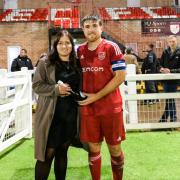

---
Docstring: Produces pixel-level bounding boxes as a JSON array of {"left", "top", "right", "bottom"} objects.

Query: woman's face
[
  {"left": 167, "top": 36, "right": 177, "bottom": 50},
  {"left": 57, "top": 35, "right": 72, "bottom": 59}
]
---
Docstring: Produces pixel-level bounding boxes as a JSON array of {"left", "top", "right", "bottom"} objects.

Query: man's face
[
  {"left": 167, "top": 37, "right": 177, "bottom": 49},
  {"left": 82, "top": 20, "right": 102, "bottom": 42},
  {"left": 20, "top": 50, "right": 27, "bottom": 57}
]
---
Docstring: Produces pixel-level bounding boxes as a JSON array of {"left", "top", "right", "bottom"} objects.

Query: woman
[{"left": 33, "top": 30, "right": 81, "bottom": 180}]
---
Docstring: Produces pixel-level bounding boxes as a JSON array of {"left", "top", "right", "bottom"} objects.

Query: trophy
[{"left": 58, "top": 80, "right": 87, "bottom": 101}]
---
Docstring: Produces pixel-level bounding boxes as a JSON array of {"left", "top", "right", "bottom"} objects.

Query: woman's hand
[{"left": 58, "top": 83, "right": 72, "bottom": 96}]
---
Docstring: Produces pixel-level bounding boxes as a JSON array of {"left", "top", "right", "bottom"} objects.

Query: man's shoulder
[
  {"left": 78, "top": 42, "right": 87, "bottom": 51},
  {"left": 26, "top": 57, "right": 32, "bottom": 61},
  {"left": 12, "top": 57, "right": 20, "bottom": 64},
  {"left": 102, "top": 39, "right": 119, "bottom": 48},
  {"left": 176, "top": 46, "right": 180, "bottom": 53},
  {"left": 124, "top": 54, "right": 136, "bottom": 60},
  {"left": 163, "top": 47, "right": 171, "bottom": 54},
  {"left": 102, "top": 39, "right": 122, "bottom": 54}
]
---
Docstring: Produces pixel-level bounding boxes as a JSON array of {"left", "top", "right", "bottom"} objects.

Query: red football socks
[
  {"left": 88, "top": 152, "right": 101, "bottom": 180},
  {"left": 111, "top": 152, "right": 124, "bottom": 180}
]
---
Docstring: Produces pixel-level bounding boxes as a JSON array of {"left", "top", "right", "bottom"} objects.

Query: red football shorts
[{"left": 80, "top": 111, "right": 125, "bottom": 145}]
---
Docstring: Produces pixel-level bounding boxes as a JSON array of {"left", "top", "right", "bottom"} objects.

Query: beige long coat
[
  {"left": 32, "top": 58, "right": 60, "bottom": 161},
  {"left": 123, "top": 54, "right": 142, "bottom": 74}
]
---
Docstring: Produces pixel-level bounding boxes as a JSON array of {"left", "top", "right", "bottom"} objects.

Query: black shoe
[
  {"left": 148, "top": 101, "right": 155, "bottom": 105},
  {"left": 170, "top": 118, "right": 177, "bottom": 122},
  {"left": 144, "top": 100, "right": 154, "bottom": 105},
  {"left": 143, "top": 100, "right": 149, "bottom": 105},
  {"left": 155, "top": 99, "right": 160, "bottom": 103},
  {"left": 159, "top": 118, "right": 167, "bottom": 123}
]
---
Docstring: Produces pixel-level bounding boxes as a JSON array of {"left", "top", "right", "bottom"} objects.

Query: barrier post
[
  {"left": 0, "top": 69, "right": 8, "bottom": 102},
  {"left": 126, "top": 64, "right": 138, "bottom": 124}
]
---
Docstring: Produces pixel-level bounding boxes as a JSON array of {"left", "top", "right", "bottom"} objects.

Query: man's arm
[
  {"left": 159, "top": 51, "right": 165, "bottom": 69},
  {"left": 141, "top": 60, "right": 146, "bottom": 74},
  {"left": 28, "top": 58, "right": 34, "bottom": 70},
  {"left": 79, "top": 70, "right": 126, "bottom": 106},
  {"left": 11, "top": 59, "right": 18, "bottom": 72}
]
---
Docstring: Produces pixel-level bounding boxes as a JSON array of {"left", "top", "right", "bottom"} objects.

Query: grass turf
[{"left": 0, "top": 131, "right": 180, "bottom": 180}]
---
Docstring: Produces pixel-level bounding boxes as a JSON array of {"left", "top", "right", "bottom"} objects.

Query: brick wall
[
  {"left": 94, "top": 0, "right": 127, "bottom": 8},
  {"left": 18, "top": 0, "right": 48, "bottom": 8},
  {"left": 0, "top": 0, "right": 179, "bottom": 69},
  {"left": 102, "top": 20, "right": 168, "bottom": 58},
  {"left": 141, "top": 0, "right": 174, "bottom": 7},
  {"left": 0, "top": 22, "right": 48, "bottom": 68}
]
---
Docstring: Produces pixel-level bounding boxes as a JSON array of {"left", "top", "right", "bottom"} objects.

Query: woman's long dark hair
[{"left": 48, "top": 30, "right": 79, "bottom": 70}]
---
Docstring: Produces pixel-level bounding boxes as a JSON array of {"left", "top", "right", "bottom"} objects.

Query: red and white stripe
[
  {"left": 89, "top": 154, "right": 101, "bottom": 162},
  {"left": 105, "top": 40, "right": 122, "bottom": 55},
  {"left": 89, "top": 154, "right": 101, "bottom": 165}
]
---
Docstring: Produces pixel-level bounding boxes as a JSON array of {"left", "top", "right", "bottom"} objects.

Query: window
[
  {"left": 175, "top": 0, "right": 180, "bottom": 5},
  {"left": 7, "top": 46, "right": 20, "bottom": 71}
]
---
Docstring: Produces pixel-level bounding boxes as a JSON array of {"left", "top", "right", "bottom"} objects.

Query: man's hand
[
  {"left": 78, "top": 93, "right": 98, "bottom": 106},
  {"left": 160, "top": 67, "right": 170, "bottom": 73}
]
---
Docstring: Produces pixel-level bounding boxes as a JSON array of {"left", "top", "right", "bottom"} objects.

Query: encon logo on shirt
[{"left": 82, "top": 66, "right": 104, "bottom": 72}]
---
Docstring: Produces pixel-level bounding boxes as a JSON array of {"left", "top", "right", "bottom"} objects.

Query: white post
[
  {"left": 26, "top": 70, "right": 32, "bottom": 138},
  {"left": 126, "top": 64, "right": 138, "bottom": 124},
  {"left": 20, "top": 67, "right": 32, "bottom": 138},
  {"left": 0, "top": 69, "right": 8, "bottom": 101}
]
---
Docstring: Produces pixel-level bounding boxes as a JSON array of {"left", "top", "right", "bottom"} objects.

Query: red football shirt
[{"left": 77, "top": 39, "right": 126, "bottom": 115}]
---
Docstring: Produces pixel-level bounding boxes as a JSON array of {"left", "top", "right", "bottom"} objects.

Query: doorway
[{"left": 7, "top": 46, "right": 21, "bottom": 71}]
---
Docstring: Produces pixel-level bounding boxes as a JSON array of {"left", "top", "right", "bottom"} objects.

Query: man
[
  {"left": 77, "top": 14, "right": 126, "bottom": 180},
  {"left": 159, "top": 35, "right": 180, "bottom": 122},
  {"left": 141, "top": 44, "right": 159, "bottom": 105},
  {"left": 11, "top": 48, "right": 33, "bottom": 71}
]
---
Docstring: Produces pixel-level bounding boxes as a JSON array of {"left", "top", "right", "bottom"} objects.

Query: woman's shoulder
[{"left": 38, "top": 56, "right": 51, "bottom": 65}]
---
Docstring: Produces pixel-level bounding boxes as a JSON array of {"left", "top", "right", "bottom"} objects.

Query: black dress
[{"left": 47, "top": 61, "right": 81, "bottom": 148}]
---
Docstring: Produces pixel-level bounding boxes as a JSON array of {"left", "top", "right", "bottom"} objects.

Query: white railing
[
  {"left": 122, "top": 64, "right": 180, "bottom": 130},
  {"left": 0, "top": 68, "right": 33, "bottom": 152},
  {"left": 0, "top": 64, "right": 180, "bottom": 151}
]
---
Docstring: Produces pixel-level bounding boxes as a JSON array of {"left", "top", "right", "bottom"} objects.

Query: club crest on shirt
[{"left": 98, "top": 52, "right": 106, "bottom": 60}]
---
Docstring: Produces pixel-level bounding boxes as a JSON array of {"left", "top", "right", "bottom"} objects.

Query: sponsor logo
[
  {"left": 170, "top": 24, "right": 180, "bottom": 34},
  {"left": 82, "top": 66, "right": 104, "bottom": 72},
  {"left": 98, "top": 52, "right": 106, "bottom": 60}
]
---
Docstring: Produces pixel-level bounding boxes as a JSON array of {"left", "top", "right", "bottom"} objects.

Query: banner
[{"left": 141, "top": 19, "right": 180, "bottom": 36}]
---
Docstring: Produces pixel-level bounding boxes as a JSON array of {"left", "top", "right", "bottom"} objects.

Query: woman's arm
[{"left": 32, "top": 60, "right": 60, "bottom": 97}]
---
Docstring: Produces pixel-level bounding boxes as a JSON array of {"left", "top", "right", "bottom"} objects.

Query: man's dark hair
[
  {"left": 21, "top": 48, "right": 27, "bottom": 53},
  {"left": 149, "top": 44, "right": 154, "bottom": 50},
  {"left": 81, "top": 14, "right": 102, "bottom": 27}
]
